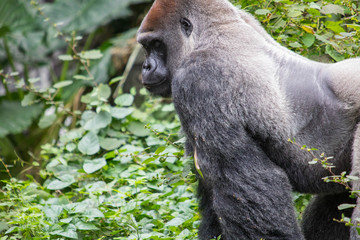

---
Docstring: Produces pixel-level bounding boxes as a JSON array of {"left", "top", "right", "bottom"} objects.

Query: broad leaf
[
  {"left": 44, "top": 0, "right": 151, "bottom": 33},
  {"left": 115, "top": 94, "right": 134, "bottom": 107},
  {"left": 83, "top": 111, "right": 112, "bottom": 130},
  {"left": 100, "top": 138, "right": 123, "bottom": 150},
  {"left": 47, "top": 174, "right": 75, "bottom": 190},
  {"left": 0, "top": 101, "right": 43, "bottom": 137},
  {"left": 38, "top": 114, "right": 57, "bottom": 129},
  {"left": 83, "top": 158, "right": 107, "bottom": 174},
  {"left": 78, "top": 132, "right": 100, "bottom": 155},
  {"left": 53, "top": 80, "right": 73, "bottom": 89},
  {"left": 321, "top": 4, "right": 344, "bottom": 15},
  {"left": 128, "top": 121, "right": 151, "bottom": 137},
  {"left": 165, "top": 217, "right": 186, "bottom": 227},
  {"left": 75, "top": 221, "right": 99, "bottom": 230},
  {"left": 338, "top": 204, "right": 356, "bottom": 210},
  {"left": 0, "top": 0, "right": 38, "bottom": 33},
  {"left": 110, "top": 107, "right": 133, "bottom": 119}
]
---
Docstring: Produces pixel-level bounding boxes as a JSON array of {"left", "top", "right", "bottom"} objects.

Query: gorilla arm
[{"left": 172, "top": 52, "right": 303, "bottom": 240}]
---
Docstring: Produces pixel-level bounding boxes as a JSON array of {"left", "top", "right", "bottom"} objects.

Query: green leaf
[
  {"left": 83, "top": 111, "right": 112, "bottom": 130},
  {"left": 38, "top": 114, "right": 57, "bottom": 129},
  {"left": 82, "top": 208, "right": 104, "bottom": 218},
  {"left": 142, "top": 157, "right": 156, "bottom": 164},
  {"left": 80, "top": 50, "right": 103, "bottom": 60},
  {"left": 28, "top": 78, "right": 40, "bottom": 83},
  {"left": 0, "top": 0, "right": 38, "bottom": 33},
  {"left": 66, "top": 142, "right": 77, "bottom": 152},
  {"left": 325, "top": 45, "right": 345, "bottom": 62},
  {"left": 289, "top": 42, "right": 302, "bottom": 48},
  {"left": 109, "top": 76, "right": 124, "bottom": 85},
  {"left": 338, "top": 204, "right": 356, "bottom": 210},
  {"left": 83, "top": 158, "right": 107, "bottom": 174},
  {"left": 47, "top": 174, "right": 76, "bottom": 190},
  {"left": 98, "top": 84, "right": 111, "bottom": 100},
  {"left": 43, "top": 0, "right": 143, "bottom": 33},
  {"left": 346, "top": 24, "right": 360, "bottom": 31},
  {"left": 58, "top": 55, "right": 73, "bottom": 61},
  {"left": 21, "top": 92, "right": 36, "bottom": 106},
  {"left": 325, "top": 21, "right": 345, "bottom": 34},
  {"left": 75, "top": 221, "right": 99, "bottom": 230},
  {"left": 287, "top": 9, "right": 302, "bottom": 18},
  {"left": 110, "top": 107, "right": 133, "bottom": 119},
  {"left": 254, "top": 9, "right": 271, "bottom": 15},
  {"left": 321, "top": 4, "right": 344, "bottom": 15},
  {"left": 314, "top": 34, "right": 331, "bottom": 45},
  {"left": 78, "top": 132, "right": 100, "bottom": 155},
  {"left": 308, "top": 2, "right": 321, "bottom": 10},
  {"left": 0, "top": 101, "right": 43, "bottom": 137},
  {"left": 0, "top": 221, "right": 9, "bottom": 233},
  {"left": 57, "top": 225, "right": 78, "bottom": 239},
  {"left": 301, "top": 33, "right": 315, "bottom": 48},
  {"left": 43, "top": 205, "right": 64, "bottom": 219},
  {"left": 128, "top": 121, "right": 151, "bottom": 137},
  {"left": 60, "top": 128, "right": 85, "bottom": 143},
  {"left": 100, "top": 138, "right": 123, "bottom": 150},
  {"left": 165, "top": 217, "right": 186, "bottom": 227},
  {"left": 53, "top": 80, "right": 73, "bottom": 89},
  {"left": 155, "top": 146, "right": 166, "bottom": 155},
  {"left": 115, "top": 94, "right": 134, "bottom": 107}
]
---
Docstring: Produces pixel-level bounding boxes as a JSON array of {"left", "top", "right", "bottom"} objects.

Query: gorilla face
[
  {"left": 137, "top": 0, "right": 194, "bottom": 97},
  {"left": 140, "top": 39, "right": 171, "bottom": 97}
]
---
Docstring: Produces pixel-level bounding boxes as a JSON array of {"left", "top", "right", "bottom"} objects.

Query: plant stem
[
  {"left": 3, "top": 37, "right": 19, "bottom": 82},
  {"left": 0, "top": 157, "right": 12, "bottom": 179},
  {"left": 59, "top": 46, "right": 72, "bottom": 82}
]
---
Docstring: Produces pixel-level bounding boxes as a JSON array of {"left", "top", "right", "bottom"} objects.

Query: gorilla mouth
[{"left": 143, "top": 77, "right": 168, "bottom": 88}]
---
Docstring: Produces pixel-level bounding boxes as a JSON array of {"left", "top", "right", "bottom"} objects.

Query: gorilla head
[{"left": 137, "top": 0, "right": 236, "bottom": 97}]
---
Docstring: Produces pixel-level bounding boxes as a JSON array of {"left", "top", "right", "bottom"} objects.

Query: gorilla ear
[{"left": 180, "top": 18, "right": 193, "bottom": 37}]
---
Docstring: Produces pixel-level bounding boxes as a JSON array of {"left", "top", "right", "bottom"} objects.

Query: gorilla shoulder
[{"left": 327, "top": 58, "right": 360, "bottom": 108}]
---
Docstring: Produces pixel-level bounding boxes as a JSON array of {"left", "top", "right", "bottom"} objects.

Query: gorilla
[{"left": 137, "top": 0, "right": 360, "bottom": 239}]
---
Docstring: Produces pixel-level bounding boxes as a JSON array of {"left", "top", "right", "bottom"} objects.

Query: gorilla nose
[{"left": 142, "top": 58, "right": 157, "bottom": 74}]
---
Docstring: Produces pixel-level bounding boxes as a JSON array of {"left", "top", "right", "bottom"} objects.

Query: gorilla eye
[{"left": 180, "top": 18, "right": 193, "bottom": 37}]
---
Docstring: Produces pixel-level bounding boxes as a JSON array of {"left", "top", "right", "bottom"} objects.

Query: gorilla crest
[{"left": 137, "top": 0, "right": 360, "bottom": 239}]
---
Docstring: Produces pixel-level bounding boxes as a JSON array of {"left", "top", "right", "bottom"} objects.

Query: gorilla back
[{"left": 137, "top": 0, "right": 360, "bottom": 239}]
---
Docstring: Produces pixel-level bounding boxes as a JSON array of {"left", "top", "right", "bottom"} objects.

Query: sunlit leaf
[
  {"left": 83, "top": 158, "right": 107, "bottom": 174},
  {"left": 128, "top": 121, "right": 151, "bottom": 137},
  {"left": 78, "top": 131, "right": 100, "bottom": 155},
  {"left": 110, "top": 107, "right": 133, "bottom": 119},
  {"left": 53, "top": 80, "right": 73, "bottom": 89},
  {"left": 115, "top": 94, "right": 134, "bottom": 107},
  {"left": 58, "top": 55, "right": 73, "bottom": 61},
  {"left": 80, "top": 50, "right": 103, "bottom": 60},
  {"left": 38, "top": 114, "right": 57, "bottom": 129},
  {"left": 83, "top": 111, "right": 112, "bottom": 130}
]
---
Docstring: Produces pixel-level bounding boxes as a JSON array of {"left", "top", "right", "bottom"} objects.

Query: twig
[{"left": 0, "top": 157, "right": 12, "bottom": 179}]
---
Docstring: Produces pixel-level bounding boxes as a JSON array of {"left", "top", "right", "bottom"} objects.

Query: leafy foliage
[
  {"left": 233, "top": 0, "right": 360, "bottom": 61},
  {"left": 1, "top": 81, "right": 199, "bottom": 239}
]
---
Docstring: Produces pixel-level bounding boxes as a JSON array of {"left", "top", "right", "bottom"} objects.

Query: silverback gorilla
[{"left": 137, "top": 0, "right": 360, "bottom": 239}]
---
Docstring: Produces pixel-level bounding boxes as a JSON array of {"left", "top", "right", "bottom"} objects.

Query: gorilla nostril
[
  {"left": 143, "top": 62, "right": 151, "bottom": 71},
  {"left": 142, "top": 58, "right": 157, "bottom": 73}
]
